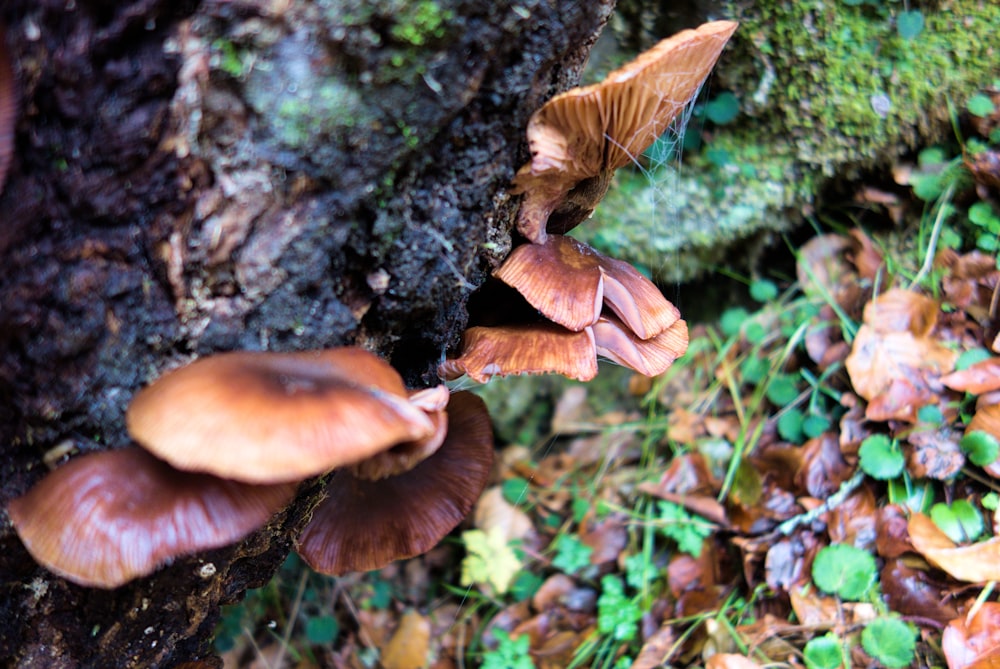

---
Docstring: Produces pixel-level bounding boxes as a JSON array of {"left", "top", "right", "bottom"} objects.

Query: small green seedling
[
  {"left": 551, "top": 534, "right": 593, "bottom": 576},
  {"left": 930, "top": 500, "right": 984, "bottom": 544},
  {"left": 656, "top": 500, "right": 712, "bottom": 557},
  {"left": 596, "top": 575, "right": 643, "bottom": 642},
  {"left": 483, "top": 630, "right": 535, "bottom": 669}
]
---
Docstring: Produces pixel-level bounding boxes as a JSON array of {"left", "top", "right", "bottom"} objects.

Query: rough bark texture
[{"left": 0, "top": 0, "right": 614, "bottom": 666}]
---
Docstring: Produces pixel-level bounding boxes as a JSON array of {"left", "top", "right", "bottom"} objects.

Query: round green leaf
[
  {"left": 812, "top": 544, "right": 877, "bottom": 600},
  {"left": 749, "top": 278, "right": 779, "bottom": 303},
  {"left": 955, "top": 347, "right": 993, "bottom": 371},
  {"left": 705, "top": 92, "right": 740, "bottom": 124},
  {"left": 960, "top": 430, "right": 1000, "bottom": 467},
  {"left": 930, "top": 500, "right": 984, "bottom": 543},
  {"left": 778, "top": 408, "right": 805, "bottom": 444},
  {"left": 502, "top": 477, "right": 531, "bottom": 505},
  {"left": 896, "top": 10, "right": 924, "bottom": 40},
  {"left": 968, "top": 92, "right": 997, "bottom": 117},
  {"left": 720, "top": 307, "right": 749, "bottom": 337},
  {"left": 861, "top": 618, "right": 916, "bottom": 669},
  {"left": 766, "top": 374, "right": 800, "bottom": 406},
  {"left": 305, "top": 614, "right": 339, "bottom": 645},
  {"left": 804, "top": 633, "right": 847, "bottom": 669},
  {"left": 858, "top": 434, "right": 905, "bottom": 480}
]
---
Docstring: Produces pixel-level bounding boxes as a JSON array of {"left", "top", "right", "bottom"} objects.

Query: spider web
[{"left": 578, "top": 73, "right": 712, "bottom": 291}]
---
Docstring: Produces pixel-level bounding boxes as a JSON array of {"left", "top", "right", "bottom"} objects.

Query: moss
[
  {"left": 726, "top": 0, "right": 1000, "bottom": 173},
  {"left": 577, "top": 0, "right": 997, "bottom": 280},
  {"left": 578, "top": 137, "right": 807, "bottom": 282},
  {"left": 390, "top": 0, "right": 455, "bottom": 47}
]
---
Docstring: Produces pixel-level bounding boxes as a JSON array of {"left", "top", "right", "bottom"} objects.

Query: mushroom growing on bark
[
  {"left": 295, "top": 391, "right": 495, "bottom": 575},
  {"left": 511, "top": 20, "right": 738, "bottom": 243},
  {"left": 126, "top": 348, "right": 437, "bottom": 484},
  {"left": 7, "top": 448, "right": 298, "bottom": 588},
  {"left": 494, "top": 234, "right": 681, "bottom": 338}
]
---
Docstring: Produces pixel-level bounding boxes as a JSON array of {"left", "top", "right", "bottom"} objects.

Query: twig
[{"left": 773, "top": 470, "right": 867, "bottom": 537}]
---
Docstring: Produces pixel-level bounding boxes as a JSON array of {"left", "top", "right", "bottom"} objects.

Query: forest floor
[{"left": 214, "top": 102, "right": 1000, "bottom": 669}]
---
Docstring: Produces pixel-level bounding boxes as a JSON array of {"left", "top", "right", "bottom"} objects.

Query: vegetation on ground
[{"left": 215, "top": 68, "right": 1000, "bottom": 669}]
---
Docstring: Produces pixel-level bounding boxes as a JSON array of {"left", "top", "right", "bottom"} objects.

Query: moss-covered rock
[{"left": 576, "top": 0, "right": 999, "bottom": 280}]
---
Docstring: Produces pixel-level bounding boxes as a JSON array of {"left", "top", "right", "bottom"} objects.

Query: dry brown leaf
[
  {"left": 942, "top": 603, "right": 1000, "bottom": 669},
  {"left": 908, "top": 512, "right": 1000, "bottom": 582},
  {"left": 473, "top": 487, "right": 535, "bottom": 543},
  {"left": 796, "top": 234, "right": 853, "bottom": 300},
  {"left": 630, "top": 624, "right": 677, "bottom": 669},
  {"left": 380, "top": 610, "right": 431, "bottom": 669},
  {"left": 705, "top": 654, "right": 764, "bottom": 669},
  {"left": 942, "top": 358, "right": 1000, "bottom": 394},
  {"left": 789, "top": 585, "right": 841, "bottom": 628},
  {"left": 845, "top": 310, "right": 957, "bottom": 420}
]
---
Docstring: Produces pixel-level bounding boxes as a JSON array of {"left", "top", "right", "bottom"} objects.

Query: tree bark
[{"left": 0, "top": 0, "right": 614, "bottom": 665}]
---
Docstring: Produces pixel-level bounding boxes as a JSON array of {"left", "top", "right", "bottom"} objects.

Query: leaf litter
[{"left": 215, "top": 121, "right": 1000, "bottom": 669}]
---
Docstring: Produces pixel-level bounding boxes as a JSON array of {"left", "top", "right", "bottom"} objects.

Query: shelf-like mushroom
[
  {"left": 126, "top": 349, "right": 436, "bottom": 484},
  {"left": 8, "top": 448, "right": 297, "bottom": 588},
  {"left": 593, "top": 313, "right": 689, "bottom": 377},
  {"left": 440, "top": 322, "right": 599, "bottom": 383},
  {"left": 512, "top": 20, "right": 738, "bottom": 243},
  {"left": 295, "top": 391, "right": 494, "bottom": 575},
  {"left": 495, "top": 234, "right": 681, "bottom": 340}
]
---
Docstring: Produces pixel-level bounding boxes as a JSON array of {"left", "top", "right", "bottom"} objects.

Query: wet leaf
[
  {"left": 880, "top": 558, "right": 958, "bottom": 626},
  {"left": 381, "top": 610, "right": 431, "bottom": 669},
  {"left": 942, "top": 602, "right": 1000, "bottom": 669},
  {"left": 907, "top": 512, "right": 1000, "bottom": 582}
]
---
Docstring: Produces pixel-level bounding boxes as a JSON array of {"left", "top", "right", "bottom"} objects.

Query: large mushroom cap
[
  {"left": 295, "top": 391, "right": 495, "bottom": 576},
  {"left": 513, "top": 20, "right": 738, "bottom": 242},
  {"left": 126, "top": 348, "right": 435, "bottom": 484},
  {"left": 8, "top": 448, "right": 297, "bottom": 588}
]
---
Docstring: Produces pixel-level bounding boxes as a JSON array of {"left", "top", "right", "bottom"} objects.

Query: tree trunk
[{"left": 0, "top": 0, "right": 614, "bottom": 665}]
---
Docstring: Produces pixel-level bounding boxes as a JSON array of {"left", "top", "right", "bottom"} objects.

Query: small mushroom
[
  {"left": 126, "top": 349, "right": 436, "bottom": 484},
  {"left": 495, "top": 234, "right": 681, "bottom": 339},
  {"left": 440, "top": 322, "right": 598, "bottom": 383},
  {"left": 512, "top": 21, "right": 738, "bottom": 243},
  {"left": 295, "top": 391, "right": 495, "bottom": 575},
  {"left": 594, "top": 313, "right": 689, "bottom": 377},
  {"left": 7, "top": 448, "right": 297, "bottom": 588}
]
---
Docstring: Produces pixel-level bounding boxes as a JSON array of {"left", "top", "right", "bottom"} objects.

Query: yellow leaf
[{"left": 460, "top": 527, "right": 522, "bottom": 595}]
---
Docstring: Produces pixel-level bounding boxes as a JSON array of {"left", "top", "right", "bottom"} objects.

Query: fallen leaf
[
  {"left": 942, "top": 602, "right": 1000, "bottom": 669},
  {"left": 880, "top": 557, "right": 959, "bottom": 626},
  {"left": 630, "top": 624, "right": 677, "bottom": 669},
  {"left": 381, "top": 610, "right": 431, "bottom": 669},
  {"left": 942, "top": 358, "right": 1000, "bottom": 394},
  {"left": 907, "top": 512, "right": 1000, "bottom": 582},
  {"left": 705, "top": 653, "right": 764, "bottom": 669},
  {"left": 474, "top": 486, "right": 535, "bottom": 543}
]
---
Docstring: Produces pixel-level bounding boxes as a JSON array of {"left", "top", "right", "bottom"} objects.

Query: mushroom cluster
[
  {"left": 443, "top": 21, "right": 737, "bottom": 383},
  {"left": 9, "top": 348, "right": 494, "bottom": 588}
]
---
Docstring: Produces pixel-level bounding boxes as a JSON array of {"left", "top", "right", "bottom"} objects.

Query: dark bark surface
[{"left": 0, "top": 1, "right": 614, "bottom": 666}]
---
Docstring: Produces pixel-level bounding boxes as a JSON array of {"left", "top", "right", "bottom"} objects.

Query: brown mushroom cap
[
  {"left": 594, "top": 313, "right": 689, "bottom": 377},
  {"left": 8, "top": 448, "right": 297, "bottom": 588},
  {"left": 295, "top": 391, "right": 494, "bottom": 576},
  {"left": 126, "top": 349, "right": 435, "bottom": 484},
  {"left": 512, "top": 20, "right": 738, "bottom": 242},
  {"left": 495, "top": 235, "right": 681, "bottom": 340},
  {"left": 441, "top": 322, "right": 598, "bottom": 383}
]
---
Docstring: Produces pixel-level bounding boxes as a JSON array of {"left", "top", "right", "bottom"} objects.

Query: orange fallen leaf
[
  {"left": 907, "top": 512, "right": 1000, "bottom": 582},
  {"left": 705, "top": 653, "right": 765, "bottom": 669},
  {"left": 845, "top": 292, "right": 958, "bottom": 420},
  {"left": 381, "top": 610, "right": 431, "bottom": 669},
  {"left": 942, "top": 358, "right": 1000, "bottom": 394},
  {"left": 942, "top": 603, "right": 1000, "bottom": 669}
]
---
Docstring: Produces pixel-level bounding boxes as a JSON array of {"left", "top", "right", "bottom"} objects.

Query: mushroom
[
  {"left": 126, "top": 349, "right": 437, "bottom": 484},
  {"left": 0, "top": 25, "right": 15, "bottom": 194},
  {"left": 494, "top": 234, "right": 681, "bottom": 339},
  {"left": 295, "top": 391, "right": 495, "bottom": 575},
  {"left": 512, "top": 20, "right": 738, "bottom": 243},
  {"left": 440, "top": 322, "right": 599, "bottom": 383},
  {"left": 7, "top": 447, "right": 298, "bottom": 588},
  {"left": 593, "top": 313, "right": 689, "bottom": 377}
]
